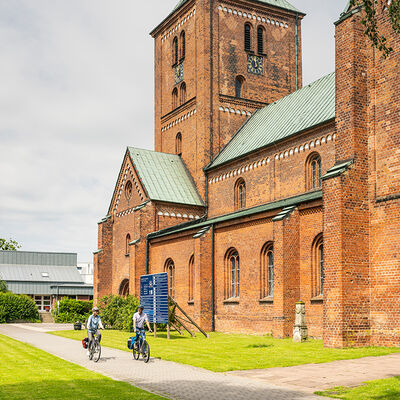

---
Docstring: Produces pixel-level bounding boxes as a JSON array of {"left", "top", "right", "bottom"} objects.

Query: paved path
[
  {"left": 0, "top": 324, "right": 319, "bottom": 400},
  {"left": 227, "top": 353, "right": 400, "bottom": 393}
]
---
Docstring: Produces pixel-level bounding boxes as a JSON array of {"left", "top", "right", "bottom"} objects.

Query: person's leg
[{"left": 88, "top": 331, "right": 94, "bottom": 351}]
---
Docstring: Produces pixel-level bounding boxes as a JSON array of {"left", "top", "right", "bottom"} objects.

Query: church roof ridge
[
  {"left": 127, "top": 147, "right": 204, "bottom": 207},
  {"left": 207, "top": 72, "right": 336, "bottom": 170}
]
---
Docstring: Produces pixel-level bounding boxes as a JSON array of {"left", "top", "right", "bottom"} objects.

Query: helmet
[
  {"left": 92, "top": 307, "right": 99, "bottom": 312},
  {"left": 138, "top": 305, "right": 144, "bottom": 310}
]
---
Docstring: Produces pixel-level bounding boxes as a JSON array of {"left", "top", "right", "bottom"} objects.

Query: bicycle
[
  {"left": 132, "top": 328, "right": 150, "bottom": 363},
  {"left": 88, "top": 330, "right": 101, "bottom": 362}
]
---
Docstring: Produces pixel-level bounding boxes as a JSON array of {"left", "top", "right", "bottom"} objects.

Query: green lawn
[
  {"left": 0, "top": 334, "right": 165, "bottom": 400},
  {"left": 50, "top": 330, "right": 400, "bottom": 372},
  {"left": 315, "top": 377, "right": 400, "bottom": 399}
]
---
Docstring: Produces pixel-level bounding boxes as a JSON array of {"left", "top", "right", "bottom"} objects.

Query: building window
[
  {"left": 234, "top": 178, "right": 246, "bottom": 210},
  {"left": 172, "top": 36, "right": 178, "bottom": 65},
  {"left": 119, "top": 279, "right": 129, "bottom": 297},
  {"left": 180, "top": 82, "right": 186, "bottom": 104},
  {"left": 175, "top": 133, "right": 182, "bottom": 156},
  {"left": 312, "top": 234, "right": 324, "bottom": 297},
  {"left": 126, "top": 234, "right": 131, "bottom": 255},
  {"left": 172, "top": 88, "right": 178, "bottom": 109},
  {"left": 257, "top": 26, "right": 265, "bottom": 54},
  {"left": 244, "top": 23, "right": 252, "bottom": 52},
  {"left": 226, "top": 249, "right": 240, "bottom": 299},
  {"left": 125, "top": 180, "right": 132, "bottom": 200},
  {"left": 165, "top": 258, "right": 175, "bottom": 298},
  {"left": 306, "top": 153, "right": 322, "bottom": 190},
  {"left": 180, "top": 31, "right": 186, "bottom": 60},
  {"left": 188, "top": 255, "right": 194, "bottom": 302},
  {"left": 261, "top": 243, "right": 273, "bottom": 298},
  {"left": 235, "top": 76, "right": 245, "bottom": 98}
]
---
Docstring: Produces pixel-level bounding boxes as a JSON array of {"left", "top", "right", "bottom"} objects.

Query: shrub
[
  {"left": 98, "top": 295, "right": 140, "bottom": 331},
  {"left": 0, "top": 293, "right": 39, "bottom": 323},
  {"left": 53, "top": 298, "right": 93, "bottom": 323}
]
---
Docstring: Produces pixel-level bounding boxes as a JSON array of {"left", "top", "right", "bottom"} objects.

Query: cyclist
[
  {"left": 133, "top": 305, "right": 152, "bottom": 349},
  {"left": 87, "top": 306, "right": 103, "bottom": 356}
]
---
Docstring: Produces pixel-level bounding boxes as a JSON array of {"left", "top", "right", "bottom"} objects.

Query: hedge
[
  {"left": 98, "top": 295, "right": 140, "bottom": 331},
  {"left": 53, "top": 298, "right": 93, "bottom": 323},
  {"left": 0, "top": 292, "right": 40, "bottom": 323}
]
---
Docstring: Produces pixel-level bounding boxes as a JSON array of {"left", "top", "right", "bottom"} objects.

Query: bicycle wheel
[
  {"left": 132, "top": 342, "right": 140, "bottom": 360},
  {"left": 142, "top": 341, "right": 150, "bottom": 363},
  {"left": 93, "top": 341, "right": 101, "bottom": 363}
]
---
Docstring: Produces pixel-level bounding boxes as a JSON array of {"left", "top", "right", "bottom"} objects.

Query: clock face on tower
[
  {"left": 247, "top": 55, "right": 264, "bottom": 75},
  {"left": 174, "top": 64, "right": 184, "bottom": 84}
]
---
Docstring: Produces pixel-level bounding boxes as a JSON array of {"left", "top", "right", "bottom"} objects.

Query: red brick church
[{"left": 94, "top": 0, "right": 400, "bottom": 347}]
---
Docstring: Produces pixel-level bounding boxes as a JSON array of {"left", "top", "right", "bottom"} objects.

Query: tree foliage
[
  {"left": 349, "top": 0, "right": 400, "bottom": 57},
  {"left": 0, "top": 238, "right": 21, "bottom": 251},
  {"left": 0, "top": 292, "right": 39, "bottom": 323},
  {"left": 53, "top": 297, "right": 93, "bottom": 323},
  {"left": 0, "top": 279, "right": 7, "bottom": 293}
]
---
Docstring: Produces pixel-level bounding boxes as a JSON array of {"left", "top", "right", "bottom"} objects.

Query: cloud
[{"left": 0, "top": 0, "right": 345, "bottom": 261}]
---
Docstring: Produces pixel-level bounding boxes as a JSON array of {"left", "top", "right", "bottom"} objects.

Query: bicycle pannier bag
[{"left": 82, "top": 337, "right": 88, "bottom": 349}]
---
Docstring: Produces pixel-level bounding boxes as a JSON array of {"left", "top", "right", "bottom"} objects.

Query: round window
[{"left": 125, "top": 180, "right": 133, "bottom": 200}]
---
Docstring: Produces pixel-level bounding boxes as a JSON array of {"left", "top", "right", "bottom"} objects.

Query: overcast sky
[{"left": 0, "top": 0, "right": 345, "bottom": 262}]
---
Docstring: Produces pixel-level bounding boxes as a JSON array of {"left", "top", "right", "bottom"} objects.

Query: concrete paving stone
[{"left": 0, "top": 324, "right": 319, "bottom": 400}]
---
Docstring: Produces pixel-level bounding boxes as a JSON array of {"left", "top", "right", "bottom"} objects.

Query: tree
[
  {"left": 0, "top": 238, "right": 21, "bottom": 251},
  {"left": 349, "top": 0, "right": 400, "bottom": 57}
]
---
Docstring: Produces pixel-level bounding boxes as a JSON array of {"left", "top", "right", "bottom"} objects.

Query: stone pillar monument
[{"left": 293, "top": 301, "right": 308, "bottom": 342}]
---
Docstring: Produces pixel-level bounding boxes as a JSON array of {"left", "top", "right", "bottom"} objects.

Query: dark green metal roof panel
[
  {"left": 128, "top": 147, "right": 204, "bottom": 206},
  {"left": 208, "top": 72, "right": 336, "bottom": 170},
  {"left": 149, "top": 190, "right": 322, "bottom": 239},
  {"left": 173, "top": 0, "right": 301, "bottom": 14}
]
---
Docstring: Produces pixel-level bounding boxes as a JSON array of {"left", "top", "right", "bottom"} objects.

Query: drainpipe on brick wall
[
  {"left": 211, "top": 223, "right": 215, "bottom": 332},
  {"left": 295, "top": 13, "right": 299, "bottom": 91},
  {"left": 209, "top": 0, "right": 214, "bottom": 162},
  {"left": 145, "top": 236, "right": 150, "bottom": 275}
]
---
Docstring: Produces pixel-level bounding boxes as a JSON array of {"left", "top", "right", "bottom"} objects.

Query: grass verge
[
  {"left": 0, "top": 334, "right": 165, "bottom": 400},
  {"left": 315, "top": 377, "right": 400, "bottom": 399},
  {"left": 50, "top": 330, "right": 400, "bottom": 372}
]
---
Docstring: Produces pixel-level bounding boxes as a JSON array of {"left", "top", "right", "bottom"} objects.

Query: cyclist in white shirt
[{"left": 133, "top": 305, "right": 152, "bottom": 348}]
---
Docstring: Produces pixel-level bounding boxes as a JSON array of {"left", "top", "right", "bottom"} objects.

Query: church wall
[
  {"left": 207, "top": 122, "right": 335, "bottom": 218},
  {"left": 367, "top": 10, "right": 400, "bottom": 346}
]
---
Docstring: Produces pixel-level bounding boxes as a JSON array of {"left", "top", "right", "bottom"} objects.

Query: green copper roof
[
  {"left": 208, "top": 72, "right": 335, "bottom": 170},
  {"left": 173, "top": 0, "right": 301, "bottom": 14},
  {"left": 149, "top": 190, "right": 322, "bottom": 239},
  {"left": 128, "top": 147, "right": 204, "bottom": 206}
]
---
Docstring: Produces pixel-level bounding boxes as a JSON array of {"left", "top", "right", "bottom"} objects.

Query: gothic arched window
[
  {"left": 226, "top": 249, "right": 240, "bottom": 299},
  {"left": 244, "top": 23, "right": 252, "bottom": 52},
  {"left": 235, "top": 76, "right": 245, "bottom": 98},
  {"left": 188, "top": 255, "right": 194, "bottom": 301},
  {"left": 180, "top": 31, "right": 186, "bottom": 60},
  {"left": 180, "top": 82, "right": 186, "bottom": 104},
  {"left": 175, "top": 132, "right": 182, "bottom": 156},
  {"left": 172, "top": 88, "right": 178, "bottom": 109},
  {"left": 165, "top": 258, "right": 175, "bottom": 298},
  {"left": 126, "top": 234, "right": 131, "bottom": 255},
  {"left": 312, "top": 234, "right": 324, "bottom": 297},
  {"left": 172, "top": 36, "right": 178, "bottom": 65},
  {"left": 261, "top": 243, "right": 274, "bottom": 298},
  {"left": 119, "top": 279, "right": 129, "bottom": 297},
  {"left": 234, "top": 178, "right": 246, "bottom": 210},
  {"left": 257, "top": 26, "right": 265, "bottom": 54},
  {"left": 306, "top": 153, "right": 322, "bottom": 190}
]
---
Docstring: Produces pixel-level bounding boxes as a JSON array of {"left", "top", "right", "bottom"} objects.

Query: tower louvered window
[
  {"left": 244, "top": 24, "right": 252, "bottom": 52},
  {"left": 180, "top": 31, "right": 186, "bottom": 60},
  {"left": 257, "top": 27, "right": 264, "bottom": 54}
]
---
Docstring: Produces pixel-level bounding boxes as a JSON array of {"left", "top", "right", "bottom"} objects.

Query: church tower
[{"left": 151, "top": 0, "right": 304, "bottom": 198}]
